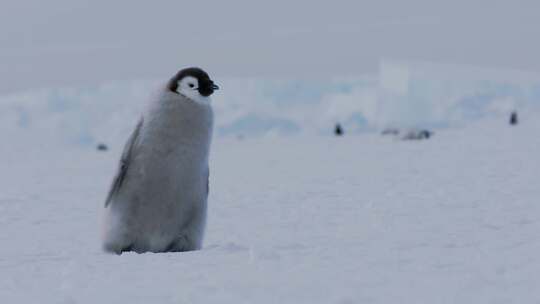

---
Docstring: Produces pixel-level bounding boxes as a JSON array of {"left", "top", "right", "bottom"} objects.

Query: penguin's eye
[{"left": 188, "top": 83, "right": 195, "bottom": 88}]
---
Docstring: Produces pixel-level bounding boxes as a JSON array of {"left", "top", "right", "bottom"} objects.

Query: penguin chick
[{"left": 102, "top": 67, "right": 219, "bottom": 254}]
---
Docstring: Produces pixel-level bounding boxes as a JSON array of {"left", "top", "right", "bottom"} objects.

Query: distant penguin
[
  {"left": 419, "top": 130, "right": 432, "bottom": 139},
  {"left": 510, "top": 111, "right": 518, "bottom": 125},
  {"left": 402, "top": 129, "right": 433, "bottom": 140},
  {"left": 102, "top": 67, "right": 219, "bottom": 254},
  {"left": 334, "top": 123, "right": 344, "bottom": 136},
  {"left": 97, "top": 143, "right": 108, "bottom": 151}
]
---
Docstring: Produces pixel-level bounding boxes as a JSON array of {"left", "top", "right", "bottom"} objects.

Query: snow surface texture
[
  {"left": 1, "top": 62, "right": 540, "bottom": 302},
  {"left": 1, "top": 117, "right": 539, "bottom": 303}
]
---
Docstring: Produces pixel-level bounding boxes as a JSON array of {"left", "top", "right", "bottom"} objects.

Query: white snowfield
[{"left": 1, "top": 114, "right": 539, "bottom": 303}]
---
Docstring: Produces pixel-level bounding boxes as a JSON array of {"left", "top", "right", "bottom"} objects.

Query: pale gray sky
[{"left": 1, "top": 0, "right": 539, "bottom": 93}]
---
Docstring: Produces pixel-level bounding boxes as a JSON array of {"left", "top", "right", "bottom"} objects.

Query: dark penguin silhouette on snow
[
  {"left": 97, "top": 143, "right": 109, "bottom": 151},
  {"left": 334, "top": 124, "right": 344, "bottom": 136},
  {"left": 510, "top": 111, "right": 518, "bottom": 125},
  {"left": 402, "top": 129, "right": 433, "bottom": 140}
]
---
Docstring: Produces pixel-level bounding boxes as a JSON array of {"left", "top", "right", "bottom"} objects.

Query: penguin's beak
[{"left": 199, "top": 81, "right": 219, "bottom": 97}]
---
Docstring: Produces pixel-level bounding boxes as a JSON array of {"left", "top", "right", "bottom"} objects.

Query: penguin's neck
[{"left": 143, "top": 90, "right": 213, "bottom": 155}]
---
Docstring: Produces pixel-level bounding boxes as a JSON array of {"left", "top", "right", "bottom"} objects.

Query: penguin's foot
[
  {"left": 103, "top": 237, "right": 135, "bottom": 255},
  {"left": 121, "top": 244, "right": 134, "bottom": 254},
  {"left": 165, "top": 235, "right": 199, "bottom": 252}
]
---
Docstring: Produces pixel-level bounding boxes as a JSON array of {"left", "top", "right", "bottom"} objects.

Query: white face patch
[{"left": 177, "top": 76, "right": 211, "bottom": 105}]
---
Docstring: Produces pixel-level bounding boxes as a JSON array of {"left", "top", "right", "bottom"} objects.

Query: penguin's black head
[{"left": 167, "top": 67, "right": 219, "bottom": 99}]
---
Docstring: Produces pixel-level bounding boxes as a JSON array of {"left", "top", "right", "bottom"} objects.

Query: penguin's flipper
[
  {"left": 104, "top": 118, "right": 144, "bottom": 207},
  {"left": 206, "top": 167, "right": 210, "bottom": 196}
]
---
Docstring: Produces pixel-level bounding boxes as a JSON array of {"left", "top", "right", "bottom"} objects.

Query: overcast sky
[{"left": 1, "top": 0, "right": 539, "bottom": 93}]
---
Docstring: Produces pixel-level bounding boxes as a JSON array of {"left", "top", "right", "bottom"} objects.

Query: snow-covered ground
[
  {"left": 1, "top": 113, "right": 539, "bottom": 303},
  {"left": 1, "top": 61, "right": 540, "bottom": 302}
]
